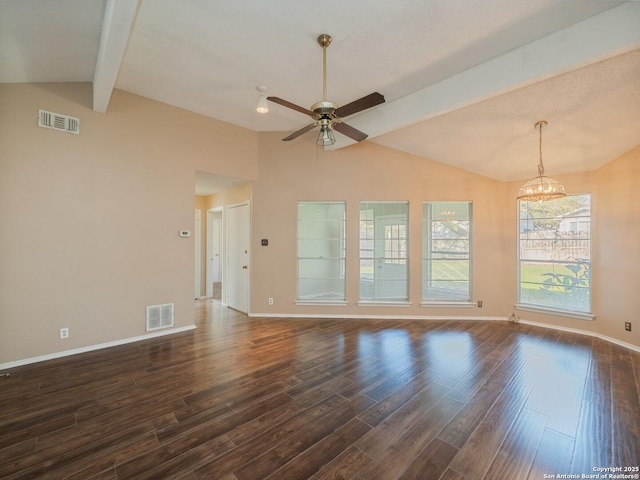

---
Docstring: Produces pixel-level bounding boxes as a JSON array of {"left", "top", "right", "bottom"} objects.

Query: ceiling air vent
[
  {"left": 146, "top": 303, "right": 175, "bottom": 332},
  {"left": 38, "top": 109, "right": 80, "bottom": 135}
]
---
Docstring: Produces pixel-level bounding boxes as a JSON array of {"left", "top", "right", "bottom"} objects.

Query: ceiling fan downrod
[
  {"left": 318, "top": 34, "right": 331, "bottom": 102},
  {"left": 311, "top": 34, "right": 337, "bottom": 115}
]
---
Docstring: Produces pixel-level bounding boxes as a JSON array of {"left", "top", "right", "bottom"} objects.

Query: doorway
[{"left": 206, "top": 208, "right": 223, "bottom": 300}]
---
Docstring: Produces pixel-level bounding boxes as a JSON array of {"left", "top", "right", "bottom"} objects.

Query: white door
[{"left": 227, "top": 203, "right": 250, "bottom": 312}]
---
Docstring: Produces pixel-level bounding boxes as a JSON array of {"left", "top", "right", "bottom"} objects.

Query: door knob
[{"left": 242, "top": 265, "right": 248, "bottom": 269}]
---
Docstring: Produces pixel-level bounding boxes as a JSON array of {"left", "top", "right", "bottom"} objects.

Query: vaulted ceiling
[{"left": 2, "top": 0, "right": 639, "bottom": 182}]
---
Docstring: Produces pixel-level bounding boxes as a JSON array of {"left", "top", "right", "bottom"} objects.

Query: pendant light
[{"left": 517, "top": 120, "right": 566, "bottom": 202}]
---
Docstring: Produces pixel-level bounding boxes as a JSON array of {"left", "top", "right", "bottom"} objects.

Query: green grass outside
[
  {"left": 364, "top": 260, "right": 583, "bottom": 292},
  {"left": 520, "top": 262, "right": 590, "bottom": 311},
  {"left": 427, "top": 260, "right": 468, "bottom": 281},
  {"left": 520, "top": 262, "right": 584, "bottom": 290}
]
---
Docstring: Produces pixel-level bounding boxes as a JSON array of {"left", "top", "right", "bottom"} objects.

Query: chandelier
[{"left": 517, "top": 120, "right": 566, "bottom": 202}]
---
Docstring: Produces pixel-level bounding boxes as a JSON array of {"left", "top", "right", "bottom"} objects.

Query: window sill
[
  {"left": 296, "top": 300, "right": 348, "bottom": 307},
  {"left": 421, "top": 301, "right": 475, "bottom": 308},
  {"left": 357, "top": 301, "right": 412, "bottom": 308},
  {"left": 515, "top": 303, "right": 595, "bottom": 321}
]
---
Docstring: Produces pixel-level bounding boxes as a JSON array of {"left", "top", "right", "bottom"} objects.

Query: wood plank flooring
[{"left": 1, "top": 299, "right": 639, "bottom": 479}]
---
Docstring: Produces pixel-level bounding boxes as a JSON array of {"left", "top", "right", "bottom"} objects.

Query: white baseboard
[
  {"left": 250, "top": 312, "right": 507, "bottom": 321},
  {"left": 0, "top": 325, "right": 197, "bottom": 371},
  {"left": 517, "top": 319, "right": 640, "bottom": 353}
]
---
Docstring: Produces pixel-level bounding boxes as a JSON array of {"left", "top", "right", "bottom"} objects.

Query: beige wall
[
  {"left": 594, "top": 147, "right": 640, "bottom": 346},
  {"left": 251, "top": 133, "right": 509, "bottom": 319},
  {"left": 2, "top": 82, "right": 637, "bottom": 366},
  {"left": 0, "top": 84, "right": 258, "bottom": 365}
]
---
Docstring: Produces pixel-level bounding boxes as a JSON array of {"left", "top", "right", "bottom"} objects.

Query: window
[
  {"left": 422, "top": 202, "right": 472, "bottom": 302},
  {"left": 297, "top": 202, "right": 346, "bottom": 302},
  {"left": 518, "top": 194, "right": 591, "bottom": 315},
  {"left": 359, "top": 202, "right": 409, "bottom": 302},
  {"left": 384, "top": 224, "right": 407, "bottom": 264}
]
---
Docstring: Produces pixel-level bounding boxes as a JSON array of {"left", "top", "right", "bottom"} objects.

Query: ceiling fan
[{"left": 268, "top": 34, "right": 385, "bottom": 146}]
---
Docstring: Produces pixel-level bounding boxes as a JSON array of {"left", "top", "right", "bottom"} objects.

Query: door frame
[
  {"left": 206, "top": 207, "right": 223, "bottom": 299},
  {"left": 195, "top": 209, "right": 202, "bottom": 299}
]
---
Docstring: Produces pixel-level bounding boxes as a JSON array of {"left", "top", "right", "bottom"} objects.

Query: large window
[
  {"left": 297, "top": 202, "right": 346, "bottom": 302},
  {"left": 518, "top": 194, "right": 591, "bottom": 314},
  {"left": 422, "top": 202, "right": 472, "bottom": 302},
  {"left": 359, "top": 202, "right": 409, "bottom": 302}
]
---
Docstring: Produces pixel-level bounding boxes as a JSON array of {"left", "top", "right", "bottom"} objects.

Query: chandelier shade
[
  {"left": 517, "top": 175, "right": 566, "bottom": 201},
  {"left": 517, "top": 120, "right": 566, "bottom": 202}
]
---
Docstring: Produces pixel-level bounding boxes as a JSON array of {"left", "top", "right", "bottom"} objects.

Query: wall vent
[
  {"left": 146, "top": 303, "right": 175, "bottom": 332},
  {"left": 38, "top": 109, "right": 80, "bottom": 134}
]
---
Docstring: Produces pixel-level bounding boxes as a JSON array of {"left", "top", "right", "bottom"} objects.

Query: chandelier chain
[
  {"left": 535, "top": 120, "right": 547, "bottom": 177},
  {"left": 517, "top": 119, "right": 565, "bottom": 202},
  {"left": 537, "top": 121, "right": 544, "bottom": 176}
]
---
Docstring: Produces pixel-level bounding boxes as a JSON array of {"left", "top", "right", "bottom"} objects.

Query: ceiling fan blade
[
  {"left": 333, "top": 122, "right": 368, "bottom": 142},
  {"left": 267, "top": 97, "right": 315, "bottom": 117},
  {"left": 282, "top": 123, "right": 317, "bottom": 141},
  {"left": 334, "top": 92, "right": 385, "bottom": 118}
]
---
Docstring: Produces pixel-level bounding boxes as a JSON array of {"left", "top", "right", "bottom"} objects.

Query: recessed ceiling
[{"left": 1, "top": 0, "right": 639, "bottom": 181}]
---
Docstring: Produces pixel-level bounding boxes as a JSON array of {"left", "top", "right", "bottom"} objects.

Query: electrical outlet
[
  {"left": 60, "top": 327, "right": 69, "bottom": 339},
  {"left": 625, "top": 322, "right": 632, "bottom": 332},
  {"left": 268, "top": 297, "right": 274, "bottom": 305},
  {"left": 477, "top": 300, "right": 483, "bottom": 308}
]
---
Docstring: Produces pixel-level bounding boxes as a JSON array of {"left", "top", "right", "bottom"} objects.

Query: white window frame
[
  {"left": 296, "top": 202, "right": 347, "bottom": 305},
  {"left": 358, "top": 201, "right": 410, "bottom": 306},
  {"left": 516, "top": 194, "right": 594, "bottom": 320},
  {"left": 422, "top": 202, "right": 473, "bottom": 306}
]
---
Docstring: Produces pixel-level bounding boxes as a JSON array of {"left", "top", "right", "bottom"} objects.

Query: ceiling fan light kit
[
  {"left": 317, "top": 117, "right": 336, "bottom": 146},
  {"left": 256, "top": 85, "right": 269, "bottom": 113},
  {"left": 517, "top": 120, "right": 566, "bottom": 202},
  {"left": 267, "top": 34, "right": 385, "bottom": 145}
]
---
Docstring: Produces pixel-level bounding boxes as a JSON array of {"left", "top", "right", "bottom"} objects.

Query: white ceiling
[{"left": 2, "top": 0, "right": 639, "bottom": 185}]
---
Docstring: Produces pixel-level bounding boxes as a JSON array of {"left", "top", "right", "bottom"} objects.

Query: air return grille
[
  {"left": 146, "top": 303, "right": 174, "bottom": 332},
  {"left": 38, "top": 109, "right": 80, "bottom": 134}
]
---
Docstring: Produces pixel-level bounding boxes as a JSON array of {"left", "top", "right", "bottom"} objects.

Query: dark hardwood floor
[{"left": 1, "top": 299, "right": 639, "bottom": 479}]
